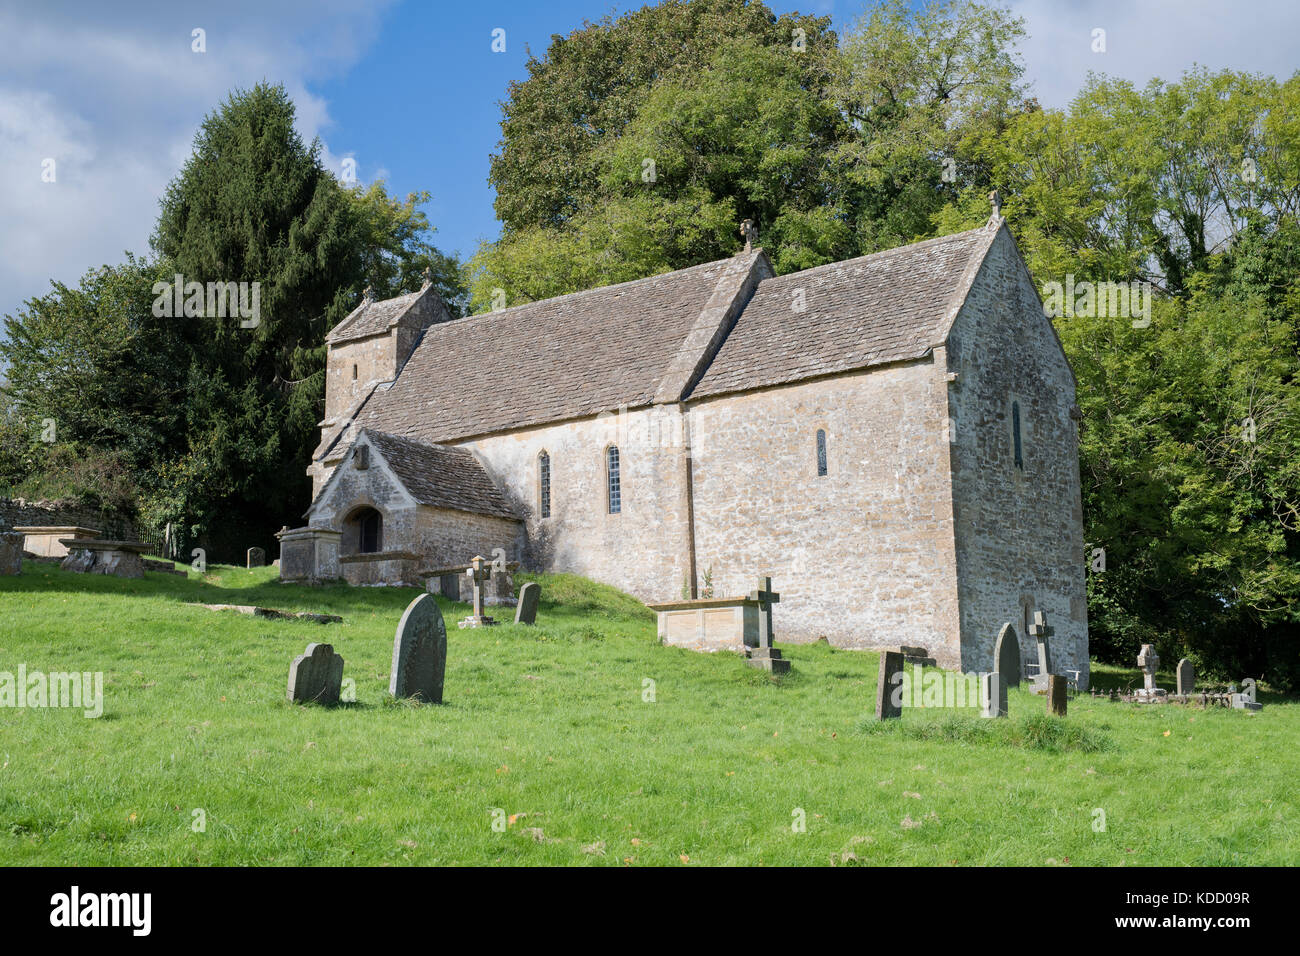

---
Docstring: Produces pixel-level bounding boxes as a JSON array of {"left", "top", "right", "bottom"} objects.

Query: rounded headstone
[
  {"left": 288, "top": 643, "right": 345, "bottom": 705},
  {"left": 390, "top": 593, "right": 447, "bottom": 703}
]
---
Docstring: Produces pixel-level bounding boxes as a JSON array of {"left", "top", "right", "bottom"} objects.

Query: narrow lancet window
[
  {"left": 538, "top": 451, "right": 551, "bottom": 518},
  {"left": 606, "top": 446, "right": 621, "bottom": 514}
]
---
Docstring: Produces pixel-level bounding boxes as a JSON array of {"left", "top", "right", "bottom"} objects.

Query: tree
[
  {"left": 472, "top": 0, "right": 1028, "bottom": 310},
  {"left": 489, "top": 0, "right": 833, "bottom": 232},
  {"left": 3, "top": 83, "right": 459, "bottom": 557}
]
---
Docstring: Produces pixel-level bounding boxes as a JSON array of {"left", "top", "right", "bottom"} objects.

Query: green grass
[{"left": 1, "top": 562, "right": 1296, "bottom": 865}]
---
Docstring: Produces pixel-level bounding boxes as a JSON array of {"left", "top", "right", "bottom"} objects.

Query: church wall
[
  {"left": 457, "top": 407, "right": 693, "bottom": 603},
  {"left": 686, "top": 361, "right": 964, "bottom": 666},
  {"left": 325, "top": 330, "right": 397, "bottom": 424},
  {"left": 945, "top": 228, "right": 1090, "bottom": 686},
  {"left": 413, "top": 507, "right": 523, "bottom": 572}
]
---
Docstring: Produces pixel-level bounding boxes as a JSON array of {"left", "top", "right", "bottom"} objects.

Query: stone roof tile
[
  {"left": 689, "top": 226, "right": 995, "bottom": 399},
  {"left": 362, "top": 429, "right": 518, "bottom": 520},
  {"left": 357, "top": 256, "right": 751, "bottom": 444}
]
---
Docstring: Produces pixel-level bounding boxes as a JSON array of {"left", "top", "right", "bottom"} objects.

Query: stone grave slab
[
  {"left": 1048, "top": 675, "right": 1068, "bottom": 716},
  {"left": 981, "top": 672, "right": 1007, "bottom": 718},
  {"left": 994, "top": 623, "right": 1022, "bottom": 687},
  {"left": 287, "top": 643, "right": 344, "bottom": 705},
  {"left": 515, "top": 581, "right": 540, "bottom": 625},
  {"left": 390, "top": 593, "right": 448, "bottom": 703},
  {"left": 875, "top": 651, "right": 904, "bottom": 720}
]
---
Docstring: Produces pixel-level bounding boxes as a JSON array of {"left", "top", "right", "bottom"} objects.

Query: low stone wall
[
  {"left": 339, "top": 550, "right": 422, "bottom": 586},
  {"left": 0, "top": 498, "right": 134, "bottom": 540}
]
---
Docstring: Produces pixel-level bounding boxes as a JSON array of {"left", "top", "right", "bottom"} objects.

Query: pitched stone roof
[
  {"left": 330, "top": 226, "right": 1000, "bottom": 448},
  {"left": 361, "top": 429, "right": 518, "bottom": 520},
  {"left": 688, "top": 226, "right": 997, "bottom": 399},
  {"left": 355, "top": 254, "right": 764, "bottom": 444},
  {"left": 327, "top": 286, "right": 445, "bottom": 344}
]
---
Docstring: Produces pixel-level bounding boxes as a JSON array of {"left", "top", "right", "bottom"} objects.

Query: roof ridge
[
  {"left": 756, "top": 226, "right": 992, "bottom": 285},
  {"left": 450, "top": 253, "right": 748, "bottom": 328},
  {"left": 326, "top": 286, "right": 428, "bottom": 342}
]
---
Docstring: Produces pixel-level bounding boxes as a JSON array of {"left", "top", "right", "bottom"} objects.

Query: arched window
[
  {"left": 343, "top": 506, "right": 383, "bottom": 555},
  {"left": 816, "top": 429, "right": 828, "bottom": 477},
  {"left": 1012, "top": 400, "right": 1024, "bottom": 470},
  {"left": 606, "top": 445, "right": 621, "bottom": 514},
  {"left": 538, "top": 450, "right": 551, "bottom": 518}
]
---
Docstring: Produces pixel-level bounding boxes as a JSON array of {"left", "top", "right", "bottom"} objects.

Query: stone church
[{"left": 284, "top": 214, "right": 1088, "bottom": 682}]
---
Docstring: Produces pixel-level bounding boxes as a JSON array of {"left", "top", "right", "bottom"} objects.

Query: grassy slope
[{"left": 0, "top": 563, "right": 1295, "bottom": 866}]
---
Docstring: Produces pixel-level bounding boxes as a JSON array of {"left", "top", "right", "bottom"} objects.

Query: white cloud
[
  {"left": 0, "top": 0, "right": 393, "bottom": 322},
  {"left": 1009, "top": 0, "right": 1300, "bottom": 108}
]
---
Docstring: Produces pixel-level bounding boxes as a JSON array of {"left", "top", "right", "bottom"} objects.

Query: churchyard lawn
[{"left": 1, "top": 564, "right": 1295, "bottom": 865}]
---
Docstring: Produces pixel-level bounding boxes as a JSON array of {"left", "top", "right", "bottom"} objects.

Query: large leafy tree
[
  {"left": 4, "top": 83, "right": 459, "bottom": 556},
  {"left": 472, "top": 0, "right": 1026, "bottom": 310}
]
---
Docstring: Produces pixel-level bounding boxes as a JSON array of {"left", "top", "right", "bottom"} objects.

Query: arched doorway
[{"left": 342, "top": 506, "right": 383, "bottom": 555}]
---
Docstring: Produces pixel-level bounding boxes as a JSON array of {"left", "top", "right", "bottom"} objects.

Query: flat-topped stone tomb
[
  {"left": 59, "top": 539, "right": 151, "bottom": 578},
  {"left": 15, "top": 526, "right": 101, "bottom": 558},
  {"left": 646, "top": 596, "right": 761, "bottom": 652}
]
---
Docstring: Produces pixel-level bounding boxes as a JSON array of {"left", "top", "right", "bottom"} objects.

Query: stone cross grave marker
[
  {"left": 390, "top": 593, "right": 448, "bottom": 703},
  {"left": 994, "top": 623, "right": 1022, "bottom": 688},
  {"left": 457, "top": 555, "right": 497, "bottom": 629},
  {"left": 515, "top": 581, "right": 540, "bottom": 625},
  {"left": 1137, "top": 644, "right": 1161, "bottom": 695},
  {"left": 1176, "top": 658, "right": 1195, "bottom": 696},
  {"left": 745, "top": 576, "right": 790, "bottom": 673},
  {"left": 1047, "top": 675, "right": 1068, "bottom": 716},
  {"left": 875, "top": 650, "right": 904, "bottom": 720},
  {"left": 287, "top": 643, "right": 344, "bottom": 706},
  {"left": 981, "top": 672, "right": 1007, "bottom": 718},
  {"left": 247, "top": 547, "right": 265, "bottom": 569},
  {"left": 748, "top": 576, "right": 780, "bottom": 647},
  {"left": 1027, "top": 610, "right": 1054, "bottom": 693}
]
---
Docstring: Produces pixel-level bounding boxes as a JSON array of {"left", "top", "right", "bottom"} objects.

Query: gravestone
[
  {"left": 0, "top": 524, "right": 21, "bottom": 576},
  {"left": 1136, "top": 644, "right": 1165, "bottom": 699},
  {"left": 875, "top": 651, "right": 904, "bottom": 720},
  {"left": 514, "top": 581, "right": 540, "bottom": 625},
  {"left": 981, "top": 672, "right": 1007, "bottom": 718},
  {"left": 1231, "top": 677, "right": 1262, "bottom": 711},
  {"left": 1176, "top": 658, "right": 1195, "bottom": 696},
  {"left": 247, "top": 547, "right": 266, "bottom": 569},
  {"left": 994, "top": 623, "right": 1021, "bottom": 687},
  {"left": 58, "top": 539, "right": 148, "bottom": 578},
  {"left": 1048, "top": 675, "right": 1068, "bottom": 716},
  {"left": 900, "top": 645, "right": 937, "bottom": 667},
  {"left": 745, "top": 576, "right": 790, "bottom": 673},
  {"left": 1027, "top": 610, "right": 1054, "bottom": 694},
  {"left": 457, "top": 555, "right": 497, "bottom": 629},
  {"left": 390, "top": 593, "right": 448, "bottom": 703},
  {"left": 287, "top": 643, "right": 345, "bottom": 705}
]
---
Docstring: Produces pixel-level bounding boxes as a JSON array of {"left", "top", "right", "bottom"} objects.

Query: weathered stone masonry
[{"left": 298, "top": 219, "right": 1088, "bottom": 683}]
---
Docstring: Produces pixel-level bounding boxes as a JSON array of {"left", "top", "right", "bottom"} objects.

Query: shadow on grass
[{"left": 3, "top": 565, "right": 658, "bottom": 634}]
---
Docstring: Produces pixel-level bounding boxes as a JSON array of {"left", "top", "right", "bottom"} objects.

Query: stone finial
[
  {"left": 739, "top": 219, "right": 758, "bottom": 253},
  {"left": 363, "top": 284, "right": 375, "bottom": 304},
  {"left": 421, "top": 265, "right": 433, "bottom": 289},
  {"left": 989, "top": 189, "right": 1002, "bottom": 222}
]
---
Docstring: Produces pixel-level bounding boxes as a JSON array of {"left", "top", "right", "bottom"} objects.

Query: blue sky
[{"left": 2, "top": 0, "right": 1299, "bottom": 321}]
